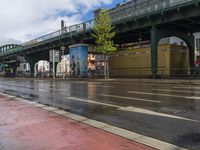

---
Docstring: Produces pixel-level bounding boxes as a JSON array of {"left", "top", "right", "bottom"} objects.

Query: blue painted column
[{"left": 69, "top": 44, "right": 88, "bottom": 78}]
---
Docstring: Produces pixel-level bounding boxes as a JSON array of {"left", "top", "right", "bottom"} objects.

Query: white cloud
[{"left": 0, "top": 0, "right": 113, "bottom": 46}]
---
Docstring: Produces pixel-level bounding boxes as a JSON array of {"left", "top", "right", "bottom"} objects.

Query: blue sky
[
  {"left": 83, "top": 0, "right": 122, "bottom": 21},
  {"left": 0, "top": 0, "right": 124, "bottom": 45}
]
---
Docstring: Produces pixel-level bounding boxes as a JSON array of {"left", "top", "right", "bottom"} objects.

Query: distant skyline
[{"left": 0, "top": 0, "right": 124, "bottom": 46}]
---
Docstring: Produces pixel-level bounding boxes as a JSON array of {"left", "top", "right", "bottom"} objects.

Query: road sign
[{"left": 50, "top": 50, "right": 60, "bottom": 62}]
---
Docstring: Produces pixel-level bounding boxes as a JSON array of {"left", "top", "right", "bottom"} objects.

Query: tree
[{"left": 92, "top": 9, "right": 117, "bottom": 79}]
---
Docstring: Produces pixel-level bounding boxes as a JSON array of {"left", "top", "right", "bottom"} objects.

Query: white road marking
[
  {"left": 0, "top": 93, "right": 193, "bottom": 149},
  {"left": 173, "top": 86, "right": 200, "bottom": 90},
  {"left": 88, "top": 84, "right": 114, "bottom": 88},
  {"left": 38, "top": 89, "right": 49, "bottom": 92},
  {"left": 26, "top": 100, "right": 189, "bottom": 150},
  {"left": 1, "top": 92, "right": 199, "bottom": 122},
  {"left": 119, "top": 106, "right": 199, "bottom": 122},
  {"left": 128, "top": 91, "right": 186, "bottom": 98},
  {"left": 128, "top": 91, "right": 200, "bottom": 100},
  {"left": 186, "top": 96, "right": 200, "bottom": 100},
  {"left": 67, "top": 97, "right": 120, "bottom": 108},
  {"left": 152, "top": 89, "right": 200, "bottom": 94},
  {"left": 99, "top": 94, "right": 161, "bottom": 103},
  {"left": 1, "top": 92, "right": 199, "bottom": 150},
  {"left": 67, "top": 97, "right": 199, "bottom": 122},
  {"left": 68, "top": 97, "right": 200, "bottom": 122}
]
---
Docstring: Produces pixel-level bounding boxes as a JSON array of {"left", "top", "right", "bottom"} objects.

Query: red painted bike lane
[{"left": 0, "top": 95, "right": 155, "bottom": 150}]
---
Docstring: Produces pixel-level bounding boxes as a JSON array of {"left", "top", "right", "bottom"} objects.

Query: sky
[{"left": 0, "top": 0, "right": 123, "bottom": 46}]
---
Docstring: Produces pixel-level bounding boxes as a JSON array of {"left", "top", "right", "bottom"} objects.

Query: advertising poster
[{"left": 70, "top": 45, "right": 88, "bottom": 77}]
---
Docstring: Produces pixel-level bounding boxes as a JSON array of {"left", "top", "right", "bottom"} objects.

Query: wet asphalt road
[{"left": 0, "top": 78, "right": 200, "bottom": 150}]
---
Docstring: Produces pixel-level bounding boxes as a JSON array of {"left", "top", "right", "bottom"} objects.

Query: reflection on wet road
[{"left": 0, "top": 79, "right": 200, "bottom": 150}]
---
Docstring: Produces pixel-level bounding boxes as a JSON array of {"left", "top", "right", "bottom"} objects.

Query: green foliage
[{"left": 92, "top": 10, "right": 117, "bottom": 54}]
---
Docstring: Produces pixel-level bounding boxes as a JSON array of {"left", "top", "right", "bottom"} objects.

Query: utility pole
[
  {"left": 53, "top": 50, "right": 55, "bottom": 79},
  {"left": 61, "top": 46, "right": 66, "bottom": 79},
  {"left": 42, "top": 61, "right": 44, "bottom": 78}
]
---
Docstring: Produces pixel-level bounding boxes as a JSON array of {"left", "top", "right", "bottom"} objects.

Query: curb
[
  {"left": 1, "top": 77, "right": 200, "bottom": 85},
  {"left": 0, "top": 92, "right": 189, "bottom": 150}
]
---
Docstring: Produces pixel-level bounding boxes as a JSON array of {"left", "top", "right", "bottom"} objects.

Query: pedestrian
[{"left": 195, "top": 56, "right": 200, "bottom": 74}]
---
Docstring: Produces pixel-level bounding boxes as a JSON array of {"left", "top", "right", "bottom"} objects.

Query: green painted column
[
  {"left": 151, "top": 26, "right": 158, "bottom": 78},
  {"left": 189, "top": 48, "right": 195, "bottom": 66},
  {"left": 25, "top": 57, "right": 36, "bottom": 78},
  {"left": 12, "top": 66, "right": 18, "bottom": 77},
  {"left": 7, "top": 62, "right": 20, "bottom": 78},
  {"left": 188, "top": 39, "right": 195, "bottom": 74},
  {"left": 29, "top": 61, "right": 35, "bottom": 77}
]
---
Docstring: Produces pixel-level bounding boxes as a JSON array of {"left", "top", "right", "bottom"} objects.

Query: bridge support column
[
  {"left": 29, "top": 61, "right": 35, "bottom": 78},
  {"left": 25, "top": 57, "right": 37, "bottom": 78},
  {"left": 50, "top": 62, "right": 58, "bottom": 78},
  {"left": 7, "top": 62, "right": 20, "bottom": 77},
  {"left": 187, "top": 36, "right": 195, "bottom": 74},
  {"left": 12, "top": 66, "right": 17, "bottom": 77},
  {"left": 150, "top": 27, "right": 195, "bottom": 78},
  {"left": 151, "top": 26, "right": 158, "bottom": 79}
]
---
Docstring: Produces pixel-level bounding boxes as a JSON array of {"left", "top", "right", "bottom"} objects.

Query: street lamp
[
  {"left": 60, "top": 46, "right": 66, "bottom": 79},
  {"left": 61, "top": 46, "right": 66, "bottom": 56}
]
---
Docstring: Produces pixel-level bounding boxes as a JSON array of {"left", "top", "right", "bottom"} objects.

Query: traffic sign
[{"left": 50, "top": 50, "right": 60, "bottom": 62}]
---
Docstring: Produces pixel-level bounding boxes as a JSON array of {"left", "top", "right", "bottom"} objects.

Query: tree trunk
[
  {"left": 106, "top": 55, "right": 109, "bottom": 80},
  {"left": 103, "top": 54, "right": 109, "bottom": 80},
  {"left": 103, "top": 54, "right": 106, "bottom": 79}
]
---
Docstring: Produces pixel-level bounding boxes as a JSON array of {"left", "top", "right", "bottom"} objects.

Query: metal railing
[
  {"left": 0, "top": 20, "right": 94, "bottom": 57},
  {"left": 110, "top": 0, "right": 192, "bottom": 23},
  {"left": 3, "top": 67, "right": 199, "bottom": 82},
  {"left": 0, "top": 0, "right": 193, "bottom": 57},
  {"left": 21, "top": 20, "right": 94, "bottom": 47}
]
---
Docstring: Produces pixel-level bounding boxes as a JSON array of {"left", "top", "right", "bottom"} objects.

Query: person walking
[{"left": 195, "top": 56, "right": 200, "bottom": 74}]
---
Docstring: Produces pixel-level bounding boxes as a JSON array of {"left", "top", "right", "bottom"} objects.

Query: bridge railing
[
  {"left": 0, "top": 46, "right": 22, "bottom": 57},
  {"left": 0, "top": 45, "right": 22, "bottom": 57},
  {"left": 0, "top": 0, "right": 193, "bottom": 57},
  {"left": 17, "top": 0, "right": 193, "bottom": 50},
  {"left": 21, "top": 20, "right": 94, "bottom": 48},
  {"left": 110, "top": 0, "right": 192, "bottom": 23},
  {"left": 0, "top": 20, "right": 94, "bottom": 57}
]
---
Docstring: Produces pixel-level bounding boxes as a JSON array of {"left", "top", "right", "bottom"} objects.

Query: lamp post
[
  {"left": 53, "top": 50, "right": 55, "bottom": 79},
  {"left": 61, "top": 46, "right": 66, "bottom": 79}
]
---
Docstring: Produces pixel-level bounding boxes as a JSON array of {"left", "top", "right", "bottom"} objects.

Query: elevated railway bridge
[{"left": 0, "top": 0, "right": 200, "bottom": 77}]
